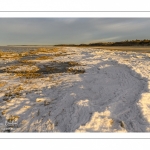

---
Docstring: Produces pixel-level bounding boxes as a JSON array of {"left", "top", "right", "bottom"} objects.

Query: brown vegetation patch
[
  {"left": 5, "top": 65, "right": 19, "bottom": 73},
  {"left": 18, "top": 51, "right": 30, "bottom": 57},
  {"left": 67, "top": 68, "right": 85, "bottom": 74},
  {"left": 3, "top": 59, "right": 85, "bottom": 80},
  {"left": 0, "top": 81, "right": 7, "bottom": 88},
  {"left": 35, "top": 55, "right": 54, "bottom": 60},
  {"left": 44, "top": 66, "right": 59, "bottom": 73},
  {"left": 20, "top": 79, "right": 33, "bottom": 84},
  {"left": 15, "top": 72, "right": 42, "bottom": 79},
  {"left": 38, "top": 61, "right": 85, "bottom": 75},
  {"left": 3, "top": 85, "right": 24, "bottom": 101},
  {"left": 66, "top": 61, "right": 85, "bottom": 74},
  {"left": 54, "top": 53, "right": 68, "bottom": 57},
  {"left": 0, "top": 50, "right": 22, "bottom": 60},
  {"left": 67, "top": 61, "right": 81, "bottom": 67},
  {"left": 5, "top": 63, "right": 42, "bottom": 79},
  {"left": 2, "top": 110, "right": 7, "bottom": 115},
  {"left": 7, "top": 115, "right": 20, "bottom": 122},
  {"left": 18, "top": 60, "right": 36, "bottom": 65},
  {"left": 26, "top": 47, "right": 64, "bottom": 55}
]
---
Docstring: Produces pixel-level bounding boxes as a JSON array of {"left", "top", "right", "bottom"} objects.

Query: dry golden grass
[
  {"left": 4, "top": 85, "right": 23, "bottom": 99},
  {"left": 6, "top": 64, "right": 39, "bottom": 72},
  {"left": 18, "top": 51, "right": 30, "bottom": 57},
  {"left": 0, "top": 50, "right": 22, "bottom": 60},
  {"left": 67, "top": 61, "right": 80, "bottom": 66},
  {"left": 66, "top": 61, "right": 85, "bottom": 74},
  {"left": 0, "top": 81, "right": 6, "bottom": 88},
  {"left": 18, "top": 60, "right": 36, "bottom": 65},
  {"left": 5, "top": 65, "right": 19, "bottom": 73},
  {"left": 13, "top": 85, "right": 23, "bottom": 94},
  {"left": 0, "top": 47, "right": 65, "bottom": 61},
  {"left": 44, "top": 66, "right": 58, "bottom": 73},
  {"left": 5, "top": 62, "right": 42, "bottom": 79},
  {"left": 110, "top": 119, "right": 114, "bottom": 125},
  {"left": 26, "top": 47, "right": 63, "bottom": 55},
  {"left": 20, "top": 79, "right": 33, "bottom": 84},
  {"left": 37, "top": 47, "right": 61, "bottom": 53},
  {"left": 67, "top": 68, "right": 85, "bottom": 74},
  {"left": 15, "top": 72, "right": 42, "bottom": 79},
  {"left": 54, "top": 53, "right": 67, "bottom": 57},
  {"left": 2, "top": 110, "right": 7, "bottom": 115},
  {"left": 7, "top": 115, "right": 20, "bottom": 122},
  {"left": 35, "top": 55, "right": 54, "bottom": 60}
]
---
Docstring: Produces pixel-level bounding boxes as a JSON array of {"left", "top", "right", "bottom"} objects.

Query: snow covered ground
[{"left": 0, "top": 47, "right": 150, "bottom": 132}]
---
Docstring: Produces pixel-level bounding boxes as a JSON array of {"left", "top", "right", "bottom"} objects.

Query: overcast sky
[{"left": 0, "top": 18, "right": 150, "bottom": 45}]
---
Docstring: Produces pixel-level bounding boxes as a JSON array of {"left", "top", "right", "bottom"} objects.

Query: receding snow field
[{"left": 0, "top": 47, "right": 150, "bottom": 132}]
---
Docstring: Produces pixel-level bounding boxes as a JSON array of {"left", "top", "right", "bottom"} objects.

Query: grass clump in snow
[
  {"left": 7, "top": 115, "right": 20, "bottom": 122},
  {"left": 15, "top": 72, "right": 42, "bottom": 79},
  {"left": 0, "top": 81, "right": 7, "bottom": 88},
  {"left": 54, "top": 53, "right": 67, "bottom": 57},
  {"left": 67, "top": 61, "right": 81, "bottom": 67},
  {"left": 5, "top": 65, "right": 18, "bottom": 73},
  {"left": 35, "top": 55, "right": 54, "bottom": 60},
  {"left": 1, "top": 110, "right": 8, "bottom": 115},
  {"left": 3, "top": 85, "right": 24, "bottom": 101},
  {"left": 36, "top": 47, "right": 60, "bottom": 53},
  {"left": 5, "top": 85, "right": 23, "bottom": 97},
  {"left": 67, "top": 68, "right": 85, "bottom": 74},
  {"left": 27, "top": 47, "right": 64, "bottom": 55},
  {"left": 18, "top": 60, "right": 36, "bottom": 65},
  {"left": 5, "top": 63, "right": 42, "bottom": 79},
  {"left": 119, "top": 121, "right": 125, "bottom": 128},
  {"left": 44, "top": 66, "right": 59, "bottom": 73},
  {"left": 66, "top": 61, "right": 85, "bottom": 74},
  {"left": 0, "top": 50, "right": 22, "bottom": 60}
]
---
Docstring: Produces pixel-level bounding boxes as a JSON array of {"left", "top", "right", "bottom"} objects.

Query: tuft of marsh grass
[
  {"left": 26, "top": 47, "right": 63, "bottom": 55},
  {"left": 35, "top": 55, "right": 54, "bottom": 60},
  {"left": 5, "top": 63, "right": 42, "bottom": 79},
  {"left": 119, "top": 121, "right": 125, "bottom": 128},
  {"left": 3, "top": 85, "right": 24, "bottom": 101},
  {"left": 7, "top": 115, "right": 20, "bottom": 122},
  {"left": 18, "top": 60, "right": 36, "bottom": 65},
  {"left": 67, "top": 68, "right": 85, "bottom": 74},
  {"left": 54, "top": 53, "right": 67, "bottom": 57},
  {"left": 67, "top": 61, "right": 80, "bottom": 67},
  {"left": 2, "top": 110, "right": 7, "bottom": 115},
  {"left": 44, "top": 66, "right": 58, "bottom": 73},
  {"left": 15, "top": 72, "right": 42, "bottom": 79},
  {"left": 0, "top": 81, "right": 6, "bottom": 88},
  {"left": 0, "top": 50, "right": 22, "bottom": 60}
]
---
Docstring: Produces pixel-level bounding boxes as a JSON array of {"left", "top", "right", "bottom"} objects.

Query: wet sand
[{"left": 89, "top": 46, "right": 150, "bottom": 53}]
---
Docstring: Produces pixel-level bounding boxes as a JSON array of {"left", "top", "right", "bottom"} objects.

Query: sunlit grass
[
  {"left": 7, "top": 115, "right": 20, "bottom": 122},
  {"left": 0, "top": 81, "right": 6, "bottom": 88},
  {"left": 67, "top": 61, "right": 81, "bottom": 67},
  {"left": 35, "top": 55, "right": 54, "bottom": 60},
  {"left": 0, "top": 50, "right": 22, "bottom": 60},
  {"left": 15, "top": 72, "right": 42, "bottom": 79},
  {"left": 18, "top": 60, "right": 36, "bottom": 65},
  {"left": 67, "top": 68, "right": 85, "bottom": 74},
  {"left": 3, "top": 85, "right": 24, "bottom": 101}
]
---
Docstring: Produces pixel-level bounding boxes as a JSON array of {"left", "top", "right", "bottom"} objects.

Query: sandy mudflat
[
  {"left": 0, "top": 47, "right": 150, "bottom": 132},
  {"left": 90, "top": 46, "right": 150, "bottom": 53}
]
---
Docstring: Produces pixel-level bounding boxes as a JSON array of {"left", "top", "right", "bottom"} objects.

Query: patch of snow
[{"left": 0, "top": 47, "right": 150, "bottom": 132}]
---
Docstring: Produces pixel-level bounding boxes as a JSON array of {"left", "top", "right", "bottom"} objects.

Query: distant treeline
[{"left": 55, "top": 39, "right": 150, "bottom": 47}]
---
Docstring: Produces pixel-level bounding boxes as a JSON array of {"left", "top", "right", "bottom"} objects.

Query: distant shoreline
[
  {"left": 1, "top": 45, "right": 150, "bottom": 53},
  {"left": 7, "top": 45, "right": 54, "bottom": 47}
]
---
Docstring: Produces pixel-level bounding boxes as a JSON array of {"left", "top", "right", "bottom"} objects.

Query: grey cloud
[{"left": 0, "top": 18, "right": 150, "bottom": 45}]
